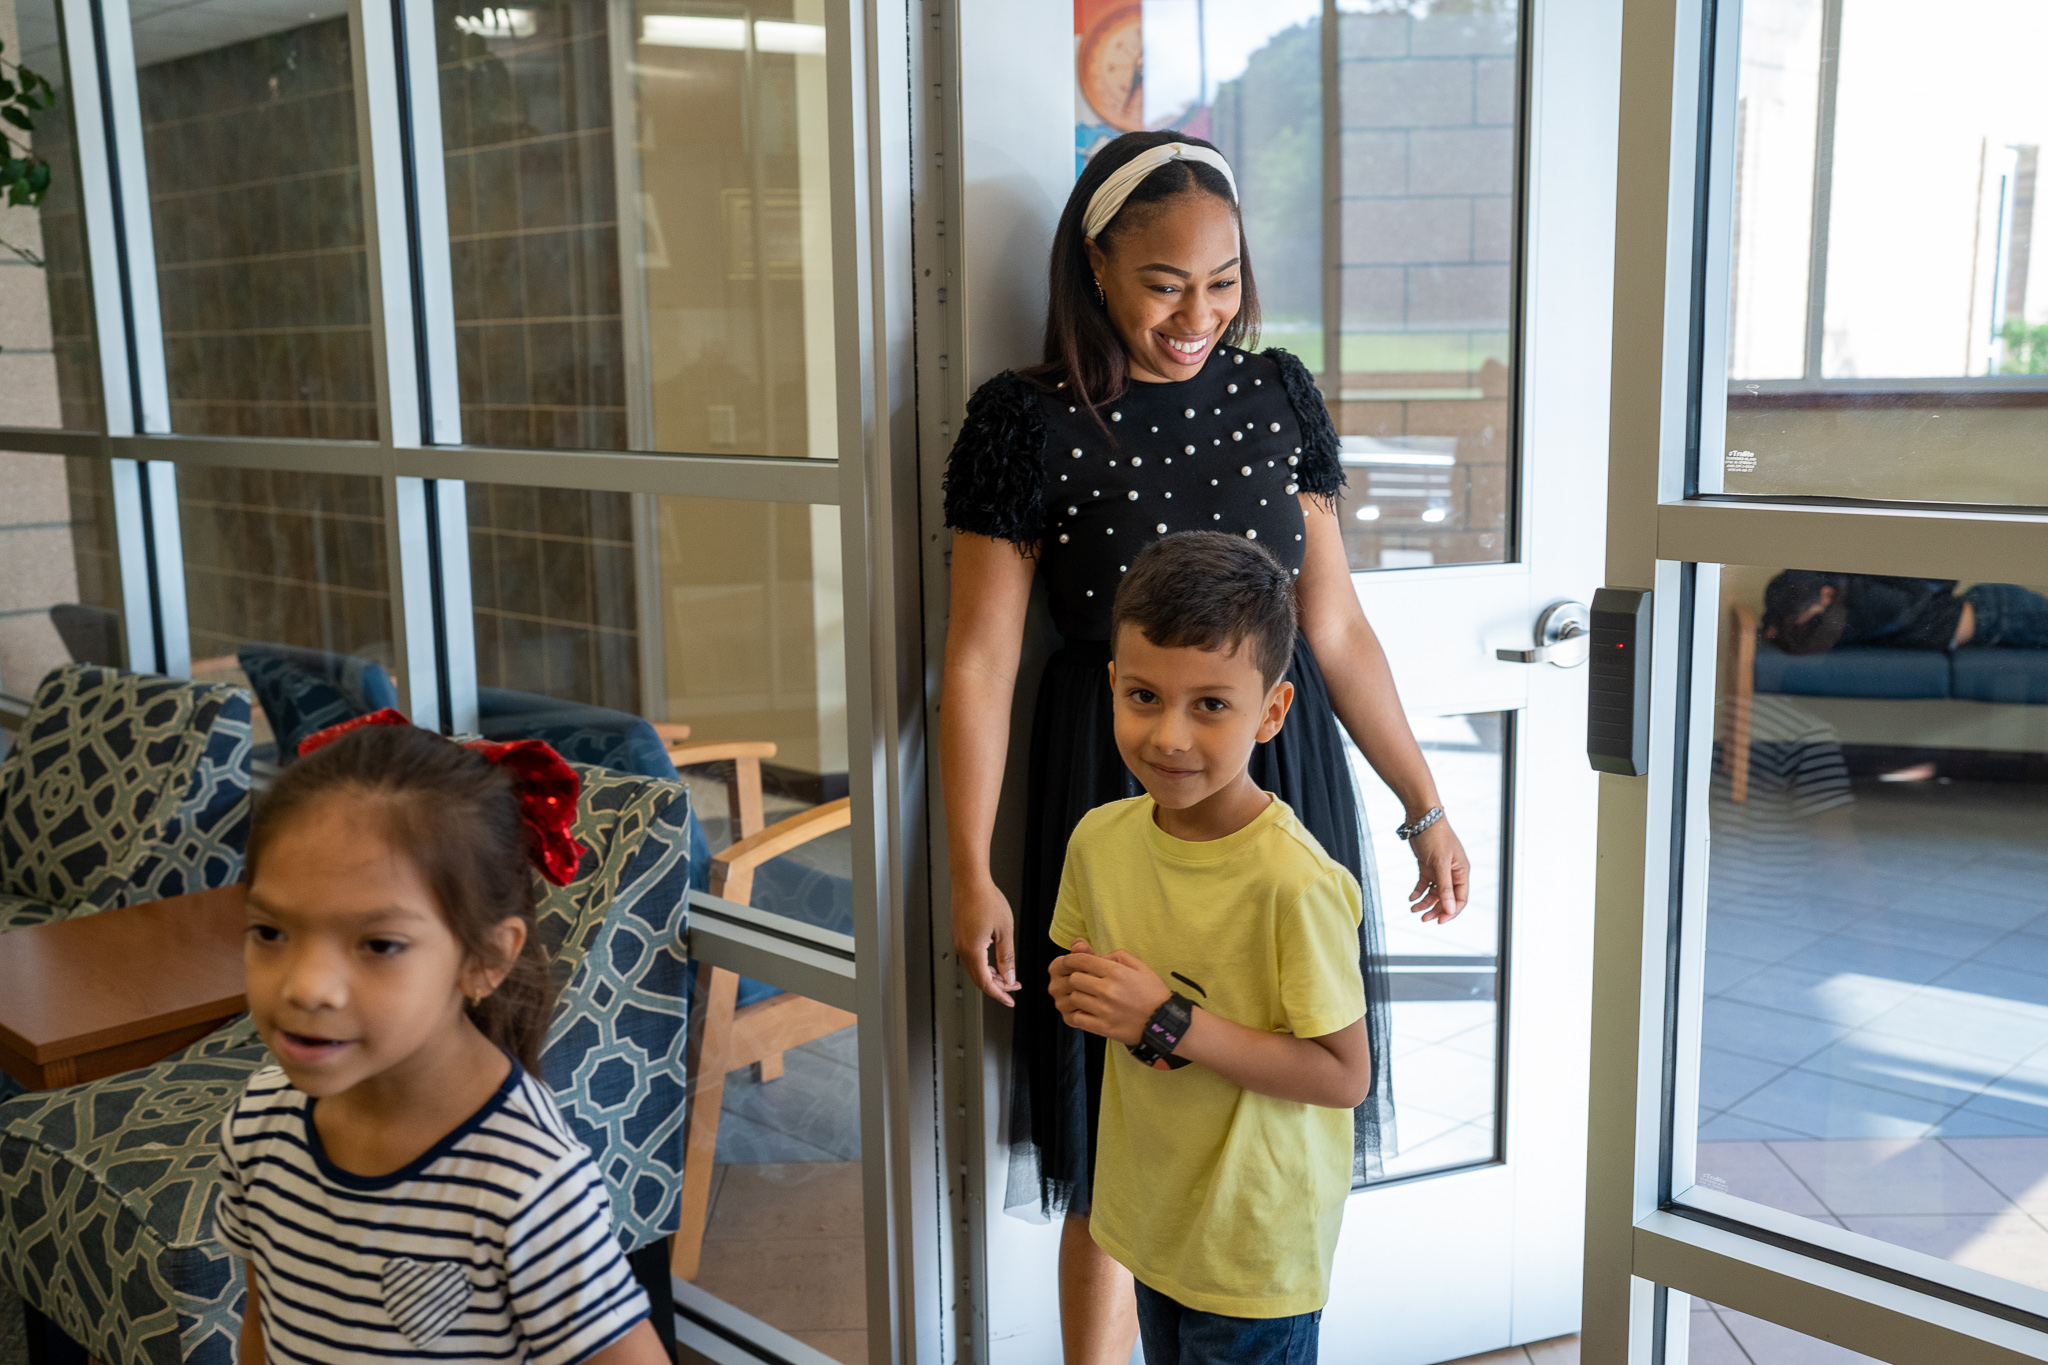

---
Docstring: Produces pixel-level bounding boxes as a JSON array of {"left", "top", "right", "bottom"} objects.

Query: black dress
[{"left": 942, "top": 345, "right": 1395, "bottom": 1216}]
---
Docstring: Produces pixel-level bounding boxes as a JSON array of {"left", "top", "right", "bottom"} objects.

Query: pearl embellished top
[{"left": 942, "top": 346, "right": 1345, "bottom": 642}]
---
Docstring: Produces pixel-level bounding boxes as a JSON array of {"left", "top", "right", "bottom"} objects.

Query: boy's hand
[{"left": 1049, "top": 938, "right": 1172, "bottom": 1046}]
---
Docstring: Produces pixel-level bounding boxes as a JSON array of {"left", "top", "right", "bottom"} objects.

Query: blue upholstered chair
[
  {"left": 234, "top": 642, "right": 400, "bottom": 763},
  {"left": 0, "top": 665, "right": 253, "bottom": 934},
  {"left": 0, "top": 763, "right": 695, "bottom": 1365}
]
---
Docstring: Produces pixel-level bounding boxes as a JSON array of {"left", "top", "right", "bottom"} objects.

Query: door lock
[{"left": 1496, "top": 601, "right": 1590, "bottom": 667}]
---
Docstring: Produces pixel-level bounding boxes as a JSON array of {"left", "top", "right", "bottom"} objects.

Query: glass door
[
  {"left": 938, "top": 2, "right": 1619, "bottom": 1359},
  {"left": 1587, "top": 0, "right": 2048, "bottom": 1359}
]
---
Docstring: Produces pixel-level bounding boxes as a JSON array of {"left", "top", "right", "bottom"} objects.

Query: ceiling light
[
  {"left": 641, "top": 14, "right": 744, "bottom": 47},
  {"left": 455, "top": 6, "right": 536, "bottom": 38},
  {"left": 754, "top": 20, "right": 824, "bottom": 53}
]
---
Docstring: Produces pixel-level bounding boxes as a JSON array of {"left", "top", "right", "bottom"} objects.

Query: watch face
[{"left": 1078, "top": 5, "right": 1144, "bottom": 133}]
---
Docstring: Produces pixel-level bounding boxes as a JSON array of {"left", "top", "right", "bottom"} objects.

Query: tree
[
  {"left": 1, "top": 37, "right": 58, "bottom": 266},
  {"left": 1998, "top": 318, "right": 2048, "bottom": 375}
]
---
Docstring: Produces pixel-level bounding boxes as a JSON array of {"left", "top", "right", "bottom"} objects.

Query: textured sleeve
[
  {"left": 506, "top": 1154, "right": 651, "bottom": 1365},
  {"left": 942, "top": 371, "right": 1050, "bottom": 545},
  {"left": 1264, "top": 348, "right": 1346, "bottom": 503}
]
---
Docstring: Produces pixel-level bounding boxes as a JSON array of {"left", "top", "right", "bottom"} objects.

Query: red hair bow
[
  {"left": 463, "top": 738, "right": 587, "bottom": 886},
  {"left": 297, "top": 707, "right": 411, "bottom": 754},
  {"left": 296, "top": 710, "right": 588, "bottom": 886}
]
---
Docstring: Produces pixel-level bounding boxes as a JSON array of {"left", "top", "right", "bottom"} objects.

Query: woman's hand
[
  {"left": 953, "top": 875, "right": 1020, "bottom": 1005},
  {"left": 1406, "top": 818, "right": 1470, "bottom": 923}
]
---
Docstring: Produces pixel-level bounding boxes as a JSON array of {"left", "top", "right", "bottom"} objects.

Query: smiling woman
[{"left": 936, "top": 128, "right": 1474, "bottom": 1363}]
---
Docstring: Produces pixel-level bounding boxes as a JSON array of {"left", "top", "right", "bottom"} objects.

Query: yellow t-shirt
[{"left": 1048, "top": 794, "right": 1365, "bottom": 1318}]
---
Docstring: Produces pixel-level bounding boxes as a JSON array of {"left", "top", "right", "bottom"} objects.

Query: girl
[
  {"left": 218, "top": 714, "right": 667, "bottom": 1364},
  {"left": 940, "top": 129, "right": 1472, "bottom": 1361}
]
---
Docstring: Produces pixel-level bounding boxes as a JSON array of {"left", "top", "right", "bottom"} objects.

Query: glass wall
[
  {"left": 1073, "top": 0, "right": 1522, "bottom": 571},
  {"left": 133, "top": 0, "right": 378, "bottom": 440},
  {"left": 435, "top": 0, "right": 838, "bottom": 454},
  {"left": 0, "top": 0, "right": 895, "bottom": 1349},
  {"left": 1717, "top": 0, "right": 2048, "bottom": 503},
  {"left": 177, "top": 468, "right": 395, "bottom": 762},
  {"left": 0, "top": 0, "right": 124, "bottom": 702},
  {"left": 1, "top": 0, "right": 101, "bottom": 432},
  {"left": 1688, "top": 562, "right": 2048, "bottom": 1297},
  {"left": 0, "top": 455, "right": 125, "bottom": 697},
  {"left": 466, "top": 485, "right": 860, "bottom": 1355}
]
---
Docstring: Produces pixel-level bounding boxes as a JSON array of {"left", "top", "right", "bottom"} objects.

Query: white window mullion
[{"left": 351, "top": 0, "right": 478, "bottom": 731}]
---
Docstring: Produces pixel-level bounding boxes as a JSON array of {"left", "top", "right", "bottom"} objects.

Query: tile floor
[
  {"left": 1694, "top": 772, "right": 2048, "bottom": 1295},
  {"left": 1443, "top": 1333, "right": 1580, "bottom": 1364},
  {"left": 694, "top": 1159, "right": 867, "bottom": 1363}
]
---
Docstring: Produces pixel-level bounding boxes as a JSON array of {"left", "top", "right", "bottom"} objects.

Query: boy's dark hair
[
  {"left": 1761, "top": 569, "right": 1848, "bottom": 655},
  {"left": 246, "top": 723, "right": 556, "bottom": 1071},
  {"left": 1111, "top": 532, "right": 1297, "bottom": 687}
]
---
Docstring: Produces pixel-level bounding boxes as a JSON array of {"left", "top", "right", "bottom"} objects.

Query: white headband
[{"left": 1081, "top": 142, "right": 1239, "bottom": 240}]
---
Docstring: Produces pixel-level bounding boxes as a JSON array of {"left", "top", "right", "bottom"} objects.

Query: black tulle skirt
[{"left": 1005, "top": 634, "right": 1396, "bottom": 1218}]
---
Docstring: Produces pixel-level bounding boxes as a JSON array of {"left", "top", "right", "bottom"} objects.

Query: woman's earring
[{"left": 1094, "top": 278, "right": 1105, "bottom": 306}]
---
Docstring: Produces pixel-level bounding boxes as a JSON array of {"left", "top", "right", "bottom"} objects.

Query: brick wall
[
  {"left": 439, "top": 0, "right": 640, "bottom": 710},
  {"left": 138, "top": 18, "right": 378, "bottom": 440}
]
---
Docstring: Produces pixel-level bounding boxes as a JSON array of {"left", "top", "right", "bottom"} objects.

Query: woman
[{"left": 939, "top": 131, "right": 1471, "bottom": 1363}]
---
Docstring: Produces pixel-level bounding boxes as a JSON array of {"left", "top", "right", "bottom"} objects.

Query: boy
[{"left": 1049, "top": 531, "right": 1369, "bottom": 1365}]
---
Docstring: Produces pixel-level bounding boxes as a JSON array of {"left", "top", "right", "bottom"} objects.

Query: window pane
[
  {"left": 0, "top": 455, "right": 126, "bottom": 699},
  {"left": 435, "top": 0, "right": 838, "bottom": 455},
  {"left": 1334, "top": 1, "right": 1517, "bottom": 571},
  {"left": 1718, "top": 1, "right": 2048, "bottom": 503},
  {"left": 1075, "top": 1, "right": 1522, "bottom": 571},
  {"left": 466, "top": 485, "right": 860, "bottom": 1356},
  {"left": 1687, "top": 1296, "right": 1882, "bottom": 1362},
  {"left": 687, "top": 1020, "right": 866, "bottom": 1363},
  {"left": 178, "top": 468, "right": 396, "bottom": 764},
  {"left": 134, "top": 0, "right": 377, "bottom": 439},
  {"left": 1688, "top": 563, "right": 2048, "bottom": 1296},
  {"left": 3, "top": 0, "right": 103, "bottom": 431},
  {"left": 1351, "top": 711, "right": 1506, "bottom": 1180}
]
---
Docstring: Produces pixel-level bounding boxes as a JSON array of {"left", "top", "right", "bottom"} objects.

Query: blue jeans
[
  {"left": 1134, "top": 1280, "right": 1321, "bottom": 1365},
  {"left": 1964, "top": 583, "right": 2048, "bottom": 649}
]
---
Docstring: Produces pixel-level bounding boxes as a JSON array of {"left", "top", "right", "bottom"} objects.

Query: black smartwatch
[{"left": 1127, "top": 992, "right": 1197, "bottom": 1070}]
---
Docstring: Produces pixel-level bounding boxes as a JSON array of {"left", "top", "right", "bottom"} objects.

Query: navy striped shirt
[{"left": 216, "top": 1063, "right": 649, "bottom": 1363}]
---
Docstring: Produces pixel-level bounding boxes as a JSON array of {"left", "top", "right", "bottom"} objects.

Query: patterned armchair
[
  {"left": 0, "top": 666, "right": 253, "bottom": 935},
  {"left": 234, "top": 643, "right": 400, "bottom": 764},
  {"left": 0, "top": 763, "right": 695, "bottom": 1365}
]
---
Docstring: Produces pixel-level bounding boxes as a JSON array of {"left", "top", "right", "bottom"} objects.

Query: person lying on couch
[{"left": 1762, "top": 571, "right": 2048, "bottom": 656}]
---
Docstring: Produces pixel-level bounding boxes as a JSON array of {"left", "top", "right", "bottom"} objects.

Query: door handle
[{"left": 1497, "top": 601, "right": 1590, "bottom": 667}]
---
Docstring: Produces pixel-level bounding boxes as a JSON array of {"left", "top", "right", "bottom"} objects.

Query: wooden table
[{"left": 0, "top": 884, "right": 248, "bottom": 1090}]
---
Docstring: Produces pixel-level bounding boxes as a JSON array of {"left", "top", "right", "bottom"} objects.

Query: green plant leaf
[{"left": 0, "top": 106, "right": 31, "bottom": 131}]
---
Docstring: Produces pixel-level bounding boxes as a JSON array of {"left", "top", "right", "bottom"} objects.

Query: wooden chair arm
[
  {"left": 667, "top": 741, "right": 778, "bottom": 842},
  {"left": 650, "top": 722, "right": 691, "bottom": 743},
  {"left": 665, "top": 740, "right": 777, "bottom": 765},
  {"left": 710, "top": 797, "right": 852, "bottom": 906}
]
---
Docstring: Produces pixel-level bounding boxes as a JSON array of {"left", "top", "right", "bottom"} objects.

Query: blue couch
[{"left": 1755, "top": 641, "right": 2048, "bottom": 705}]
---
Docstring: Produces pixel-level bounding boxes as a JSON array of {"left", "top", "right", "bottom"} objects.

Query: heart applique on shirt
[{"left": 380, "top": 1257, "right": 473, "bottom": 1346}]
